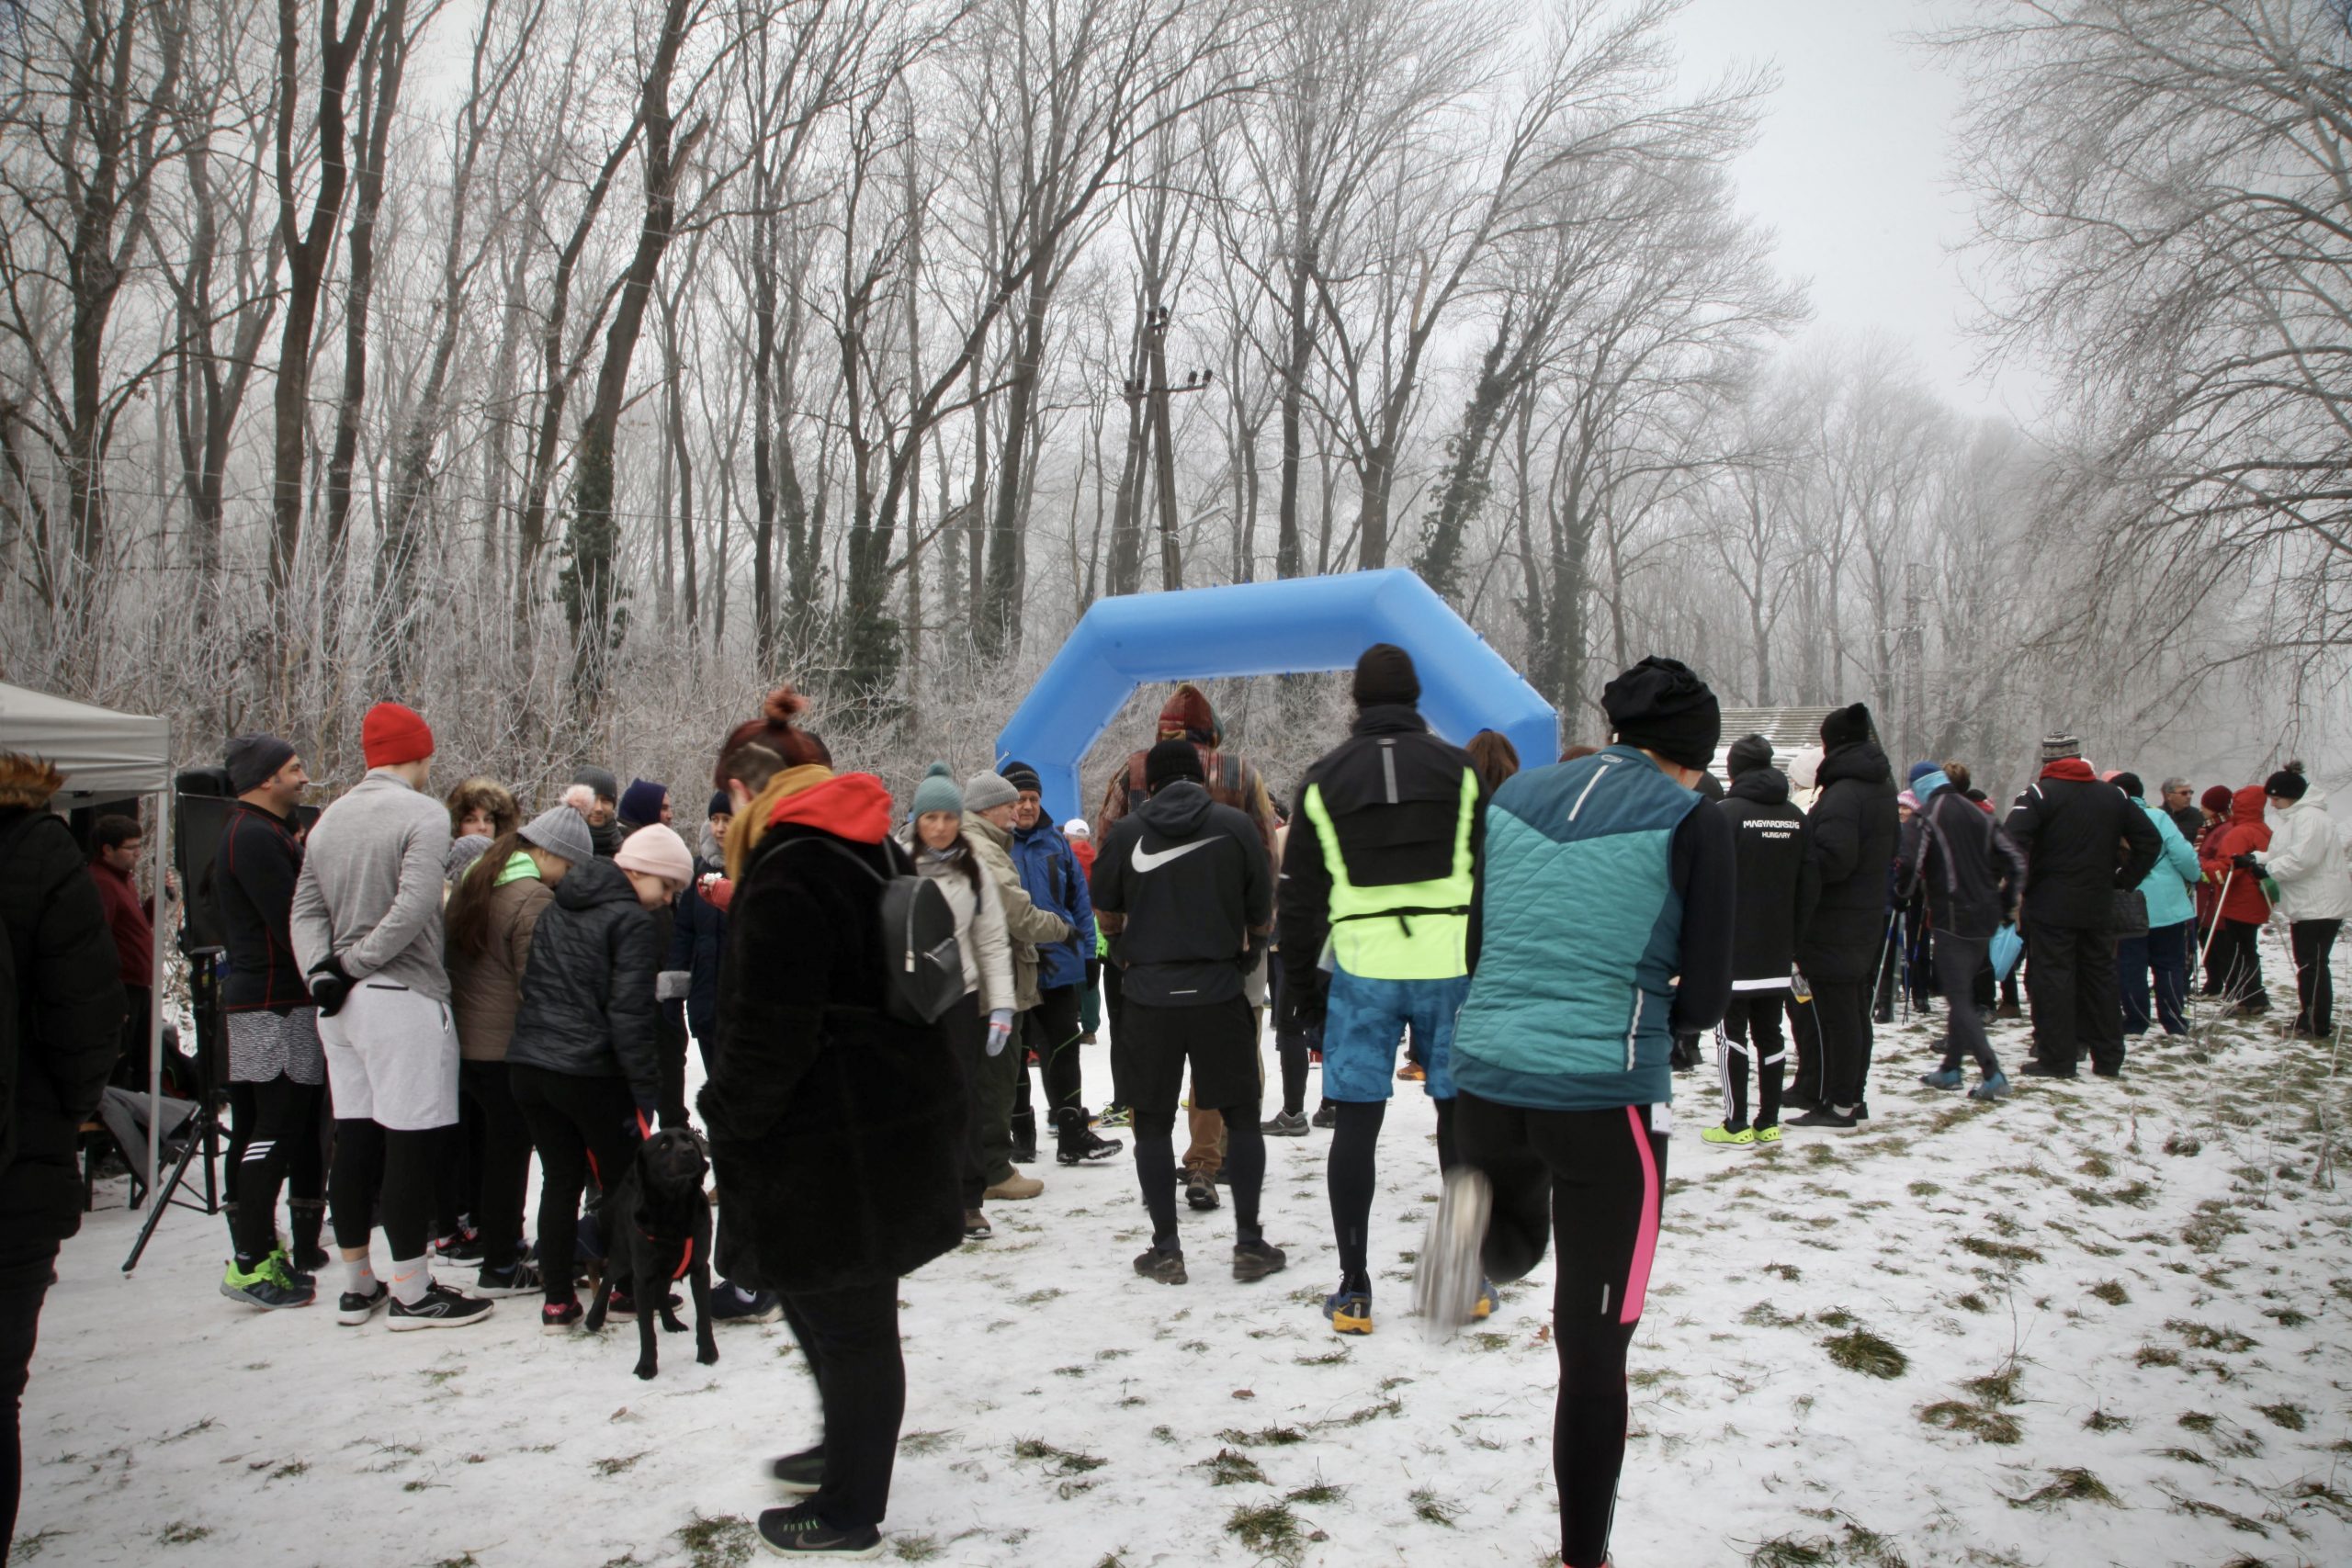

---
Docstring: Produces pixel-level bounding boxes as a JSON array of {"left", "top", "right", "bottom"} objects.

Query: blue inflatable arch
[{"left": 995, "top": 569, "right": 1560, "bottom": 825}]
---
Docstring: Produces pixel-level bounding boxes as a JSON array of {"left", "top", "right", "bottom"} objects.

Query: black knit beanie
[
  {"left": 1145, "top": 739, "right": 1205, "bottom": 793},
  {"left": 1821, "top": 703, "right": 1875, "bottom": 750},
  {"left": 1725, "top": 734, "right": 1775, "bottom": 779},
  {"left": 2111, "top": 772, "right": 2143, "bottom": 800},
  {"left": 225, "top": 734, "right": 296, "bottom": 795},
  {"left": 2267, "top": 762, "right": 2309, "bottom": 801},
  {"left": 1351, "top": 644, "right": 1420, "bottom": 708},
  {"left": 1601, "top": 657, "right": 1721, "bottom": 771}
]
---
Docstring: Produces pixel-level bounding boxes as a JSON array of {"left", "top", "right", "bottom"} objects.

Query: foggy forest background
[{"left": 3, "top": 0, "right": 2347, "bottom": 807}]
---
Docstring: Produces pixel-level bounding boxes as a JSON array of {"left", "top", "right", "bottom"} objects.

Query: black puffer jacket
[
  {"left": 702, "top": 800, "right": 965, "bottom": 1292},
  {"left": 1796, "top": 739, "right": 1901, "bottom": 982},
  {"left": 214, "top": 800, "right": 309, "bottom": 1011},
  {"left": 2003, "top": 768, "right": 2163, "bottom": 929},
  {"left": 1718, "top": 766, "right": 1818, "bottom": 983},
  {"left": 2, "top": 767, "right": 128, "bottom": 1247},
  {"left": 506, "top": 855, "right": 661, "bottom": 1094}
]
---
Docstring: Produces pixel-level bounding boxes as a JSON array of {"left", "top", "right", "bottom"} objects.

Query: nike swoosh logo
[{"left": 1132, "top": 840, "right": 1213, "bottom": 874}]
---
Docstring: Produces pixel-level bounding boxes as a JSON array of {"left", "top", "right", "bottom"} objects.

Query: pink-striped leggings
[{"left": 1458, "top": 1095, "right": 1668, "bottom": 1568}]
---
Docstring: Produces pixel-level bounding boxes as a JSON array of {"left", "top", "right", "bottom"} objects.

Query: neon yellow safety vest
[{"left": 1301, "top": 768, "right": 1478, "bottom": 980}]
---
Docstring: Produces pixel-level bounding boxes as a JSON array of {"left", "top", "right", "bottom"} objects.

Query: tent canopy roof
[{"left": 0, "top": 682, "right": 172, "bottom": 798}]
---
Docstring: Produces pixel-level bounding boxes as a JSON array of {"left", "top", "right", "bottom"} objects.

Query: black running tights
[
  {"left": 1327, "top": 1098, "right": 1457, "bottom": 1292},
  {"left": 510, "top": 1064, "right": 638, "bottom": 1305},
  {"left": 231, "top": 1076, "right": 326, "bottom": 1264},
  {"left": 1130, "top": 1101, "right": 1264, "bottom": 1249},
  {"left": 328, "top": 1117, "right": 437, "bottom": 1261},
  {"left": 1458, "top": 1094, "right": 1666, "bottom": 1568}
]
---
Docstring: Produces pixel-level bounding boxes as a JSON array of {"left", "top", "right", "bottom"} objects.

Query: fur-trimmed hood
[{"left": 0, "top": 753, "right": 65, "bottom": 810}]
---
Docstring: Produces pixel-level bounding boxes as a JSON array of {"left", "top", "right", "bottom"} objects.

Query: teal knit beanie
[{"left": 908, "top": 761, "right": 964, "bottom": 820}]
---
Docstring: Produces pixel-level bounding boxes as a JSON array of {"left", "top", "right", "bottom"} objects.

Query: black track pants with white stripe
[
  {"left": 230, "top": 1075, "right": 326, "bottom": 1264},
  {"left": 1713, "top": 990, "right": 1787, "bottom": 1133}
]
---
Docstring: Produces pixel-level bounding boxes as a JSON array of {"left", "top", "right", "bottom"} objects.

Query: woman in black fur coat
[{"left": 698, "top": 690, "right": 965, "bottom": 1562}]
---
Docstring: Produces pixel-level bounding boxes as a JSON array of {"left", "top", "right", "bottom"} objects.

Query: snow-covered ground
[{"left": 18, "top": 930, "right": 2352, "bottom": 1568}]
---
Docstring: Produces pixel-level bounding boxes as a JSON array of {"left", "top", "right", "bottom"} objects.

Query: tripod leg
[{"left": 122, "top": 1109, "right": 210, "bottom": 1274}]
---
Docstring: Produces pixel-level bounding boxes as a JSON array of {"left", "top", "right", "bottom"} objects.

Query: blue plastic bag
[{"left": 1990, "top": 923, "right": 2023, "bottom": 980}]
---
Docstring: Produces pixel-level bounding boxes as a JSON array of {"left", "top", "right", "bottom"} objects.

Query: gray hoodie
[{"left": 291, "top": 768, "right": 455, "bottom": 1001}]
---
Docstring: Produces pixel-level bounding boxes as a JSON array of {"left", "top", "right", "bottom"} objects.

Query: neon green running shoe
[
  {"left": 1753, "top": 1123, "right": 1783, "bottom": 1144},
  {"left": 221, "top": 1254, "right": 315, "bottom": 1310},
  {"left": 1701, "top": 1124, "right": 1755, "bottom": 1146}
]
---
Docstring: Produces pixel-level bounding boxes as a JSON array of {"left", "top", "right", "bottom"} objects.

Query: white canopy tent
[{"left": 0, "top": 682, "right": 175, "bottom": 1193}]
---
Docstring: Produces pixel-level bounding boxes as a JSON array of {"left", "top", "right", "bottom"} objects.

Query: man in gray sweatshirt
[{"left": 290, "top": 703, "right": 490, "bottom": 1331}]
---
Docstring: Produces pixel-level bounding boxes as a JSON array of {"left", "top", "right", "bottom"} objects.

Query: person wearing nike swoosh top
[
  {"left": 1449, "top": 656, "right": 1733, "bottom": 1568},
  {"left": 1277, "top": 644, "right": 1486, "bottom": 1336},
  {"left": 1091, "top": 739, "right": 1279, "bottom": 1286}
]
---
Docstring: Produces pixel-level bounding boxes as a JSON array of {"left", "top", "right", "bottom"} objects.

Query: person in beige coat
[
  {"left": 441, "top": 804, "right": 590, "bottom": 1294},
  {"left": 903, "top": 766, "right": 1032, "bottom": 1235},
  {"left": 963, "top": 769, "right": 1073, "bottom": 1168}
]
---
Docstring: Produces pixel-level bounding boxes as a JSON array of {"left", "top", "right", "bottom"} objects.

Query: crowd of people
[{"left": 2, "top": 653, "right": 2344, "bottom": 1566}]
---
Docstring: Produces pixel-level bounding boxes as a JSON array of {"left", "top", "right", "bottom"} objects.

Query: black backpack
[{"left": 786, "top": 837, "right": 964, "bottom": 1026}]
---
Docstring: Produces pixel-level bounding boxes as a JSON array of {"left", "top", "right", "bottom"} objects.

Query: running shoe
[
  {"left": 1232, "top": 1240, "right": 1287, "bottom": 1282},
  {"left": 336, "top": 1282, "right": 390, "bottom": 1326},
  {"left": 771, "top": 1447, "right": 823, "bottom": 1495},
  {"left": 541, "top": 1300, "right": 584, "bottom": 1335},
  {"left": 221, "top": 1255, "right": 314, "bottom": 1310},
  {"left": 1918, "top": 1066, "right": 1964, "bottom": 1090},
  {"left": 1753, "top": 1124, "right": 1783, "bottom": 1144},
  {"left": 1133, "top": 1247, "right": 1187, "bottom": 1286},
  {"left": 388, "top": 1282, "right": 494, "bottom": 1331},
  {"left": 1261, "top": 1111, "right": 1310, "bottom": 1137},
  {"left": 1700, "top": 1124, "right": 1755, "bottom": 1146},
  {"left": 1325, "top": 1288, "right": 1373, "bottom": 1336},
  {"left": 473, "top": 1258, "right": 544, "bottom": 1298},
  {"left": 711, "top": 1283, "right": 786, "bottom": 1325},
  {"left": 757, "top": 1503, "right": 881, "bottom": 1559}
]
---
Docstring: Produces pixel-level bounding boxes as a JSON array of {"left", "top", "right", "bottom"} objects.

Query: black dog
[{"left": 584, "top": 1127, "right": 719, "bottom": 1380}]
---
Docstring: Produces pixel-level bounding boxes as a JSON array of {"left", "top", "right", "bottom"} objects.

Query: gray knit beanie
[
  {"left": 518, "top": 803, "right": 595, "bottom": 865},
  {"left": 909, "top": 762, "right": 964, "bottom": 819},
  {"left": 962, "top": 769, "right": 1018, "bottom": 814}
]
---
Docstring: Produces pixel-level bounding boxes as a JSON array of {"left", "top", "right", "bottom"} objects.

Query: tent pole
[{"left": 148, "top": 783, "right": 169, "bottom": 1196}]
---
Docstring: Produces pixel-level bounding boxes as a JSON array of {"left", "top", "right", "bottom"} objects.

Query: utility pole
[
  {"left": 1122, "top": 305, "right": 1214, "bottom": 592},
  {"left": 1901, "top": 560, "right": 1926, "bottom": 761}
]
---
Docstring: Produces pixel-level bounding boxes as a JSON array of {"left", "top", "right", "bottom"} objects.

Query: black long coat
[
  {"left": 701, "top": 820, "right": 965, "bottom": 1293},
  {"left": 1796, "top": 740, "right": 1901, "bottom": 983}
]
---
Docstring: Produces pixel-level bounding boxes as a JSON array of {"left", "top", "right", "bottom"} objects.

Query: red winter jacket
[{"left": 2199, "top": 785, "right": 2273, "bottom": 925}]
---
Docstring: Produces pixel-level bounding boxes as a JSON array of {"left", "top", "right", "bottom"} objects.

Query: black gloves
[
  {"left": 2231, "top": 852, "right": 2264, "bottom": 875},
  {"left": 307, "top": 955, "right": 356, "bottom": 1018}
]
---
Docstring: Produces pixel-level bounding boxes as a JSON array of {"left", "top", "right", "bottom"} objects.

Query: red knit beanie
[{"left": 362, "top": 703, "right": 435, "bottom": 768}]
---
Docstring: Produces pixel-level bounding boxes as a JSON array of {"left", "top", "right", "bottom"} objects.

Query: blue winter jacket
[
  {"left": 1453, "top": 745, "right": 1708, "bottom": 1113},
  {"left": 667, "top": 854, "right": 726, "bottom": 1043},
  {"left": 1012, "top": 819, "right": 1098, "bottom": 991},
  {"left": 2132, "top": 796, "right": 2202, "bottom": 931}
]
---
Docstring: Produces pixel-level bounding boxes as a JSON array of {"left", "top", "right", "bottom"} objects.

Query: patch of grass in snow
[
  {"left": 1743, "top": 1301, "right": 1803, "bottom": 1329},
  {"left": 674, "top": 1512, "right": 756, "bottom": 1568},
  {"left": 1293, "top": 1347, "right": 1350, "bottom": 1366},
  {"left": 2135, "top": 1344, "right": 2183, "bottom": 1369},
  {"left": 1814, "top": 1307, "right": 1854, "bottom": 1328},
  {"left": 1196, "top": 1448, "right": 1267, "bottom": 1486},
  {"left": 1906, "top": 1180, "right": 1941, "bottom": 1198},
  {"left": 2078, "top": 1150, "right": 2114, "bottom": 1178},
  {"left": 159, "top": 1417, "right": 216, "bottom": 1444},
  {"left": 2008, "top": 1467, "right": 2119, "bottom": 1509},
  {"left": 2084, "top": 1407, "right": 2132, "bottom": 1432},
  {"left": 1466, "top": 1330, "right": 1512, "bottom": 1351},
  {"left": 159, "top": 1522, "right": 211, "bottom": 1546},
  {"left": 1820, "top": 1327, "right": 1907, "bottom": 1380},
  {"left": 1225, "top": 1499, "right": 1306, "bottom": 1561},
  {"left": 2181, "top": 1202, "right": 2246, "bottom": 1251},
  {"left": 2152, "top": 1446, "right": 2211, "bottom": 1465},
  {"left": 1919, "top": 1401, "right": 2021, "bottom": 1445},
  {"left": 1762, "top": 1262, "right": 1803, "bottom": 1281},
  {"left": 1217, "top": 1425, "right": 1308, "bottom": 1447},
  {"left": 2255, "top": 1401, "right": 2306, "bottom": 1430},
  {"left": 2165, "top": 1318, "right": 2257, "bottom": 1352},
  {"left": 1329, "top": 1395, "right": 1403, "bottom": 1427},
  {"left": 2261, "top": 1305, "right": 2310, "bottom": 1328},
  {"left": 890, "top": 1534, "right": 942, "bottom": 1561},
  {"left": 2163, "top": 1132, "right": 2202, "bottom": 1156},
  {"left": 1745, "top": 1537, "right": 1834, "bottom": 1566},
  {"left": 1012, "top": 1439, "right": 1105, "bottom": 1475},
  {"left": 898, "top": 1429, "right": 954, "bottom": 1456},
  {"left": 1016, "top": 1289, "right": 1063, "bottom": 1306},
  {"left": 2086, "top": 1280, "right": 2129, "bottom": 1305},
  {"left": 268, "top": 1461, "right": 308, "bottom": 1481},
  {"left": 1957, "top": 1235, "right": 2044, "bottom": 1266},
  {"left": 1285, "top": 1477, "right": 1349, "bottom": 1506},
  {"left": 8, "top": 1529, "right": 63, "bottom": 1562},
  {"left": 1407, "top": 1485, "right": 1462, "bottom": 1527}
]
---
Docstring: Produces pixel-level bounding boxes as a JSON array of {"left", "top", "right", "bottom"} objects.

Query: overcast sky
[{"left": 1669, "top": 0, "right": 2046, "bottom": 421}]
